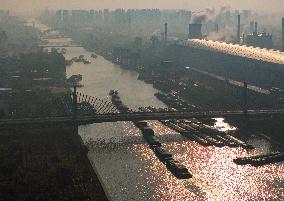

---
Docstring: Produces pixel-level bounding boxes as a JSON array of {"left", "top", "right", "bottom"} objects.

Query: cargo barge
[
  {"left": 110, "top": 90, "right": 192, "bottom": 179},
  {"left": 233, "top": 152, "right": 284, "bottom": 166},
  {"left": 141, "top": 106, "right": 254, "bottom": 149}
]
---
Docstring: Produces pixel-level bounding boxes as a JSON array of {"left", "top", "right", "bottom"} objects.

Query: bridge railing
[{"left": 2, "top": 86, "right": 284, "bottom": 123}]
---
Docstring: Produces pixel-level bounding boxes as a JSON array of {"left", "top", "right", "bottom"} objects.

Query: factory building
[
  {"left": 188, "top": 24, "right": 202, "bottom": 39},
  {"left": 243, "top": 22, "right": 273, "bottom": 49},
  {"left": 245, "top": 32, "right": 273, "bottom": 49},
  {"left": 167, "top": 39, "right": 284, "bottom": 89}
]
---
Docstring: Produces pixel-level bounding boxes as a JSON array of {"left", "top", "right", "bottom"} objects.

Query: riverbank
[
  {"left": 62, "top": 24, "right": 283, "bottom": 111},
  {"left": 0, "top": 19, "right": 108, "bottom": 200},
  {"left": 0, "top": 124, "right": 107, "bottom": 201}
]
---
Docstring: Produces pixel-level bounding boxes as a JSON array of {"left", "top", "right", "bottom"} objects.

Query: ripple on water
[
  {"left": 148, "top": 120, "right": 284, "bottom": 200},
  {"left": 81, "top": 120, "right": 284, "bottom": 200}
]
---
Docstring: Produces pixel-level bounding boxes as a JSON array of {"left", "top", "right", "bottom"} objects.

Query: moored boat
[
  {"left": 153, "top": 146, "right": 173, "bottom": 162},
  {"left": 165, "top": 159, "right": 192, "bottom": 179}
]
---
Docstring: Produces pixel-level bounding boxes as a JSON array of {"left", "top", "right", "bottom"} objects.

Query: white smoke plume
[{"left": 207, "top": 24, "right": 235, "bottom": 42}]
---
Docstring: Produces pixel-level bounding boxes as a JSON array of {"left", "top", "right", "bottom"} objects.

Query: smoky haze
[{"left": 1, "top": 0, "right": 284, "bottom": 13}]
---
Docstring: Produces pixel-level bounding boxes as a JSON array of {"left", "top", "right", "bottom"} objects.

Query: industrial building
[
  {"left": 156, "top": 15, "right": 284, "bottom": 91},
  {"left": 245, "top": 32, "right": 273, "bottom": 49},
  {"left": 180, "top": 39, "right": 283, "bottom": 64},
  {"left": 167, "top": 38, "right": 284, "bottom": 89},
  {"left": 243, "top": 22, "right": 273, "bottom": 49},
  {"left": 188, "top": 24, "right": 203, "bottom": 39}
]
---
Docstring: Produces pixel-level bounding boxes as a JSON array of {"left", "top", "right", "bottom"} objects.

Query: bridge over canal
[{"left": 1, "top": 87, "right": 284, "bottom": 127}]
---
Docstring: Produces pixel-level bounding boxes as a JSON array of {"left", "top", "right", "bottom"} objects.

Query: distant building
[
  {"left": 56, "top": 10, "right": 62, "bottom": 20},
  {"left": 103, "top": 9, "right": 110, "bottom": 23},
  {"left": 243, "top": 22, "right": 273, "bottom": 49},
  {"left": 244, "top": 32, "right": 273, "bottom": 49},
  {"left": 89, "top": 10, "right": 95, "bottom": 21},
  {"left": 0, "top": 10, "right": 9, "bottom": 18},
  {"left": 188, "top": 24, "right": 202, "bottom": 39},
  {"left": 62, "top": 10, "right": 69, "bottom": 22}
]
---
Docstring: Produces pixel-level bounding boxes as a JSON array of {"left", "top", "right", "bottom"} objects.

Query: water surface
[{"left": 42, "top": 30, "right": 284, "bottom": 200}]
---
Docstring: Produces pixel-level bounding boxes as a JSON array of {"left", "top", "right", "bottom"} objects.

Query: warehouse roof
[{"left": 179, "top": 39, "right": 284, "bottom": 65}]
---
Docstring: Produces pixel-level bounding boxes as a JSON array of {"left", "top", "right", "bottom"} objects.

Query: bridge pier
[
  {"left": 72, "top": 86, "right": 78, "bottom": 134},
  {"left": 243, "top": 82, "right": 248, "bottom": 115},
  {"left": 242, "top": 82, "right": 248, "bottom": 126}
]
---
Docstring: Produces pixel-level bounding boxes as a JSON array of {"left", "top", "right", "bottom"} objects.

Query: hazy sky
[{"left": 1, "top": 0, "right": 284, "bottom": 13}]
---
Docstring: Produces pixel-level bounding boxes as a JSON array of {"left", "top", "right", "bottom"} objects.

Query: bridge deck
[{"left": 1, "top": 109, "right": 284, "bottom": 126}]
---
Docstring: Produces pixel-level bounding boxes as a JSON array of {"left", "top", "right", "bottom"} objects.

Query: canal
[
  {"left": 34, "top": 20, "right": 284, "bottom": 200},
  {"left": 65, "top": 47, "right": 284, "bottom": 200}
]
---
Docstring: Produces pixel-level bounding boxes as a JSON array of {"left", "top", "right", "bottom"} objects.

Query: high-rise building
[
  {"left": 55, "top": 10, "right": 62, "bottom": 23},
  {"left": 62, "top": 10, "right": 69, "bottom": 22}
]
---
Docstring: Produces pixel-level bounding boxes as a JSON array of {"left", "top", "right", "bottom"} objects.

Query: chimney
[
  {"left": 250, "top": 21, "right": 254, "bottom": 33},
  {"left": 215, "top": 23, "right": 219, "bottom": 33},
  {"left": 237, "top": 14, "right": 241, "bottom": 43},
  {"left": 254, "top": 22, "right": 258, "bottom": 35},
  {"left": 188, "top": 24, "right": 202, "bottom": 39},
  {"left": 282, "top": 18, "right": 284, "bottom": 51},
  {"left": 164, "top": 23, "right": 168, "bottom": 41}
]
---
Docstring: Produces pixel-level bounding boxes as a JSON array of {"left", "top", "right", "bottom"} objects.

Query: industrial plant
[{"left": 1, "top": 2, "right": 284, "bottom": 200}]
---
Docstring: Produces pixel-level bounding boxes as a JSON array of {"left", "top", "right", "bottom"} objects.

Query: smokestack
[
  {"left": 237, "top": 14, "right": 241, "bottom": 44},
  {"left": 250, "top": 21, "right": 254, "bottom": 33},
  {"left": 164, "top": 23, "right": 168, "bottom": 41},
  {"left": 255, "top": 22, "right": 258, "bottom": 35},
  {"left": 215, "top": 23, "right": 219, "bottom": 33},
  {"left": 282, "top": 18, "right": 284, "bottom": 51}
]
